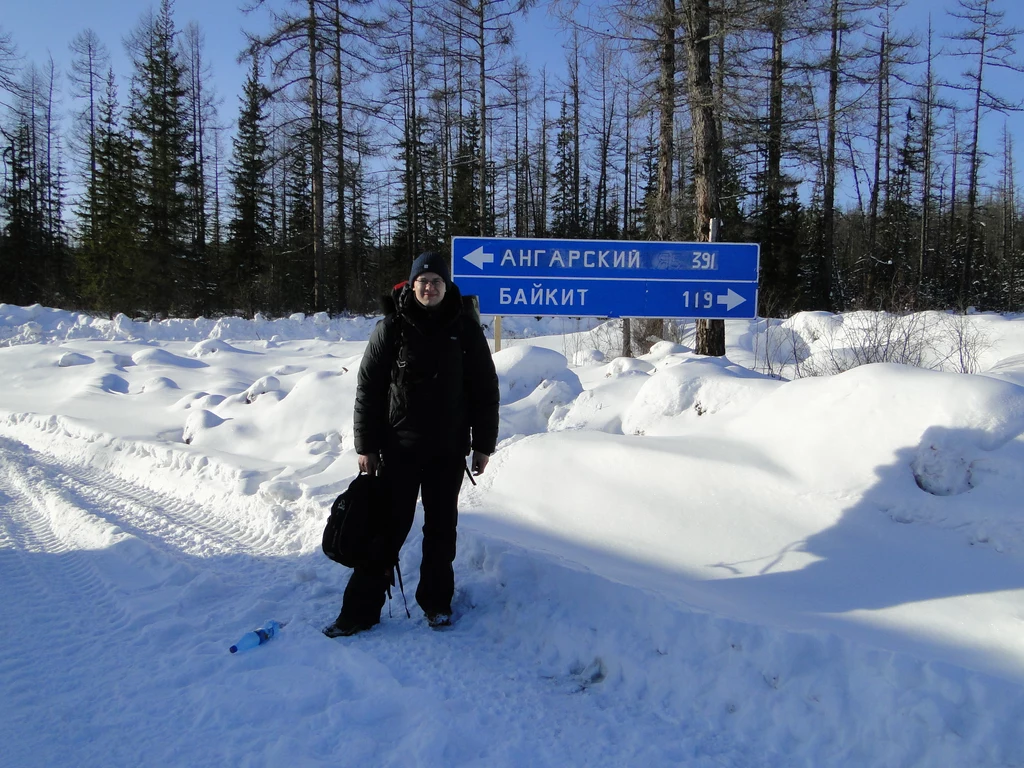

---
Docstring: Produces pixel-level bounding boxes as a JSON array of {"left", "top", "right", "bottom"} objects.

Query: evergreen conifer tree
[
  {"left": 550, "top": 97, "right": 579, "bottom": 238},
  {"left": 76, "top": 69, "right": 140, "bottom": 316},
  {"left": 227, "top": 55, "right": 271, "bottom": 314},
  {"left": 126, "top": 0, "right": 191, "bottom": 315},
  {"left": 451, "top": 109, "right": 483, "bottom": 236},
  {"left": 0, "top": 123, "right": 41, "bottom": 305},
  {"left": 283, "top": 136, "right": 315, "bottom": 311},
  {"left": 1, "top": 66, "right": 69, "bottom": 306}
]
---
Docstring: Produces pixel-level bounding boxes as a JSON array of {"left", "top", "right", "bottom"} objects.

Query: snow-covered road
[
  {"left": 5, "top": 304, "right": 1024, "bottom": 766},
  {"left": 0, "top": 434, "right": 768, "bottom": 767}
]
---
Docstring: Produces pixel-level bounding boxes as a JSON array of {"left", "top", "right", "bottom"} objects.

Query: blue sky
[
  {"left": 1, "top": 0, "right": 565, "bottom": 124},
  {"left": 3, "top": 0, "right": 1023, "bottom": 194},
  {"left": 3, "top": 0, "right": 266, "bottom": 115}
]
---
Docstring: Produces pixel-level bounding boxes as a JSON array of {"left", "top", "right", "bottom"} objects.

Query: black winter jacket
[{"left": 353, "top": 282, "right": 500, "bottom": 459}]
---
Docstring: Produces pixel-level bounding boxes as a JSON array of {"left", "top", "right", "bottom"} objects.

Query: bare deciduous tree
[
  {"left": 68, "top": 29, "right": 110, "bottom": 240},
  {"left": 946, "top": 0, "right": 1024, "bottom": 308},
  {"left": 0, "top": 26, "right": 21, "bottom": 108}
]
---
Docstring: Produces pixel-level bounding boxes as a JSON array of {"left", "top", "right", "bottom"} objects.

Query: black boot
[
  {"left": 323, "top": 566, "right": 388, "bottom": 637},
  {"left": 323, "top": 611, "right": 377, "bottom": 638}
]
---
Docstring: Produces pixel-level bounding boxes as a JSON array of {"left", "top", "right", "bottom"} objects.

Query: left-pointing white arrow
[
  {"left": 717, "top": 288, "right": 746, "bottom": 311},
  {"left": 464, "top": 246, "right": 494, "bottom": 270}
]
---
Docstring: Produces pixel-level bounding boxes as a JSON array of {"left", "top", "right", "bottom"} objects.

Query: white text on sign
[
  {"left": 499, "top": 286, "right": 590, "bottom": 307},
  {"left": 500, "top": 249, "right": 642, "bottom": 270}
]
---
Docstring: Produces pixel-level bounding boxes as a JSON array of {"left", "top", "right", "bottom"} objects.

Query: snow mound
[
  {"left": 271, "top": 364, "right": 306, "bottom": 376},
  {"left": 549, "top": 375, "right": 650, "bottom": 434},
  {"left": 494, "top": 345, "right": 581, "bottom": 404},
  {"left": 172, "top": 392, "right": 227, "bottom": 411},
  {"left": 181, "top": 369, "right": 357, "bottom": 466},
  {"left": 188, "top": 339, "right": 248, "bottom": 357},
  {"left": 645, "top": 341, "right": 690, "bottom": 359},
  {"left": 57, "top": 351, "right": 94, "bottom": 367},
  {"left": 133, "top": 347, "right": 208, "bottom": 368},
  {"left": 499, "top": 378, "right": 584, "bottom": 441},
  {"left": 911, "top": 435, "right": 976, "bottom": 496},
  {"left": 605, "top": 357, "right": 654, "bottom": 377},
  {"left": 182, "top": 409, "right": 226, "bottom": 444},
  {"left": 84, "top": 373, "right": 130, "bottom": 395},
  {"left": 136, "top": 377, "right": 179, "bottom": 394},
  {"left": 243, "top": 376, "right": 282, "bottom": 403},
  {"left": 622, "top": 356, "right": 779, "bottom": 436}
]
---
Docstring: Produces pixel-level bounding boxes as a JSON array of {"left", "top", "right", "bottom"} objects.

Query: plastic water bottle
[{"left": 229, "top": 620, "right": 282, "bottom": 653}]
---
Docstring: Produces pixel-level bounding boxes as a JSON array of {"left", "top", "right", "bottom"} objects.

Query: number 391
[{"left": 692, "top": 251, "right": 717, "bottom": 270}]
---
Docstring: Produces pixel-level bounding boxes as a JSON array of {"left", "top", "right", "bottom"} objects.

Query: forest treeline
[{"left": 0, "top": 0, "right": 1022, "bottom": 324}]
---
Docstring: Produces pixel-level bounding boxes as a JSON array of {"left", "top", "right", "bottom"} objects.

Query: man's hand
[
  {"left": 358, "top": 453, "right": 380, "bottom": 476},
  {"left": 471, "top": 450, "right": 490, "bottom": 476}
]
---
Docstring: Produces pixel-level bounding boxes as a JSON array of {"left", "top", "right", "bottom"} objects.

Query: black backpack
[
  {"left": 321, "top": 473, "right": 387, "bottom": 569},
  {"left": 322, "top": 473, "right": 411, "bottom": 617}
]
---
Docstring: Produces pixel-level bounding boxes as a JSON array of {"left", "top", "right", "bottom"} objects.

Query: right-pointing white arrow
[
  {"left": 463, "top": 246, "right": 494, "bottom": 270},
  {"left": 717, "top": 288, "right": 746, "bottom": 311}
]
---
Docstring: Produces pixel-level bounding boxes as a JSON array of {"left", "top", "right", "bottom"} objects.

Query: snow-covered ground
[{"left": 3, "top": 302, "right": 1024, "bottom": 767}]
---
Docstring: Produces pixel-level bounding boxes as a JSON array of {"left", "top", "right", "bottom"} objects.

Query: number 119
[{"left": 682, "top": 291, "right": 714, "bottom": 309}]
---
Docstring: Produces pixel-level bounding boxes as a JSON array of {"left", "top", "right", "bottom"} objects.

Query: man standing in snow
[{"left": 324, "top": 252, "right": 500, "bottom": 637}]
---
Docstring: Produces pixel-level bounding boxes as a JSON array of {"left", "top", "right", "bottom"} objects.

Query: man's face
[{"left": 412, "top": 271, "right": 446, "bottom": 308}]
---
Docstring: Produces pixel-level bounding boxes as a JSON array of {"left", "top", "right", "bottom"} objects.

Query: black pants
[{"left": 339, "top": 450, "right": 466, "bottom": 623}]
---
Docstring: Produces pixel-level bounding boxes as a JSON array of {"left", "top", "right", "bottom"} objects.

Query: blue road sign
[{"left": 451, "top": 236, "right": 760, "bottom": 319}]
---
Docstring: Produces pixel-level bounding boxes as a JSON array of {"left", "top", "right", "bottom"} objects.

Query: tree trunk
[
  {"left": 623, "top": 87, "right": 632, "bottom": 235},
  {"left": 656, "top": 0, "right": 675, "bottom": 243},
  {"left": 572, "top": 36, "right": 581, "bottom": 235},
  {"left": 684, "top": 0, "right": 725, "bottom": 357},
  {"left": 762, "top": 2, "right": 784, "bottom": 311},
  {"left": 919, "top": 20, "right": 935, "bottom": 288},
  {"left": 514, "top": 66, "right": 524, "bottom": 236},
  {"left": 477, "top": 0, "right": 487, "bottom": 235},
  {"left": 866, "top": 32, "right": 885, "bottom": 301},
  {"left": 639, "top": 0, "right": 676, "bottom": 352},
  {"left": 949, "top": 116, "right": 960, "bottom": 291},
  {"left": 308, "top": 0, "right": 326, "bottom": 311},
  {"left": 1002, "top": 126, "right": 1015, "bottom": 310},
  {"left": 538, "top": 68, "right": 549, "bottom": 236},
  {"left": 962, "top": 7, "right": 988, "bottom": 308},
  {"left": 335, "top": 0, "right": 349, "bottom": 310},
  {"left": 823, "top": 0, "right": 839, "bottom": 310}
]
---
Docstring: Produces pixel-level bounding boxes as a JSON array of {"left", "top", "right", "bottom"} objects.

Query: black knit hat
[{"left": 408, "top": 251, "right": 451, "bottom": 285}]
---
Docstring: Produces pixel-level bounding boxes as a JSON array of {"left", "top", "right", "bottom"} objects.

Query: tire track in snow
[
  {"left": 0, "top": 429, "right": 302, "bottom": 572},
  {"left": 36, "top": 451, "right": 279, "bottom": 562},
  {"left": 23, "top": 446, "right": 316, "bottom": 631},
  {"left": 0, "top": 435, "right": 322, "bottom": 767},
  {"left": 0, "top": 436, "right": 152, "bottom": 767},
  {"left": 0, "top": 438, "right": 137, "bottom": 633},
  {"left": 0, "top": 411, "right": 306, "bottom": 559}
]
